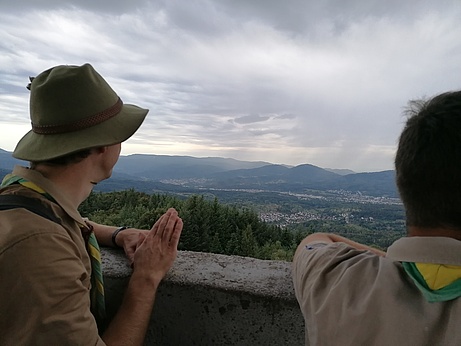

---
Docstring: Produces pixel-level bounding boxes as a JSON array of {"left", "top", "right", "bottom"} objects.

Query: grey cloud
[
  {"left": 159, "top": 1, "right": 228, "bottom": 37},
  {"left": 2, "top": 0, "right": 458, "bottom": 35},
  {"left": 233, "top": 114, "right": 271, "bottom": 125},
  {"left": 202, "top": 0, "right": 459, "bottom": 37},
  {"left": 0, "top": 0, "right": 151, "bottom": 13},
  {"left": 275, "top": 113, "right": 296, "bottom": 120}
]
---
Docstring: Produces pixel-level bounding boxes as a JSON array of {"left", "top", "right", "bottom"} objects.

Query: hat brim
[{"left": 13, "top": 104, "right": 148, "bottom": 161}]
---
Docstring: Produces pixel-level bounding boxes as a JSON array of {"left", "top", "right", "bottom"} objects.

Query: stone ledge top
[{"left": 102, "top": 248, "right": 296, "bottom": 300}]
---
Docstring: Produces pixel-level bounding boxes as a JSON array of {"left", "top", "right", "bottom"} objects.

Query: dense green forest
[
  {"left": 79, "top": 189, "right": 300, "bottom": 260},
  {"left": 79, "top": 189, "right": 405, "bottom": 261}
]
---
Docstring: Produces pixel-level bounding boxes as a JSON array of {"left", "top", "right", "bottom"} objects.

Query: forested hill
[
  {"left": 108, "top": 155, "right": 398, "bottom": 197},
  {"left": 0, "top": 149, "right": 397, "bottom": 197},
  {"left": 79, "top": 189, "right": 299, "bottom": 261}
]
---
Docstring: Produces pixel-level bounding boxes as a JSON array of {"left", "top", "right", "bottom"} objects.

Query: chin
[{"left": 103, "top": 169, "right": 113, "bottom": 180}]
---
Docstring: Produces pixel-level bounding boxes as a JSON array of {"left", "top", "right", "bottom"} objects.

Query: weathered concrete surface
[{"left": 102, "top": 249, "right": 306, "bottom": 346}]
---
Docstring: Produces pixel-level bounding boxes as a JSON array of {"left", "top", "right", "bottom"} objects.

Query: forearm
[
  {"left": 331, "top": 234, "right": 386, "bottom": 255},
  {"left": 296, "top": 232, "right": 386, "bottom": 257},
  {"left": 102, "top": 208, "right": 182, "bottom": 345},
  {"left": 85, "top": 220, "right": 135, "bottom": 248},
  {"left": 88, "top": 221, "right": 119, "bottom": 247},
  {"left": 102, "top": 275, "right": 159, "bottom": 346}
]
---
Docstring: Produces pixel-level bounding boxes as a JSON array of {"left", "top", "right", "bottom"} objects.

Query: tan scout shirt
[
  {"left": 292, "top": 237, "right": 461, "bottom": 346},
  {"left": 0, "top": 166, "right": 105, "bottom": 346}
]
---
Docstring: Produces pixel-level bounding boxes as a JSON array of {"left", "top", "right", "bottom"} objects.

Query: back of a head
[{"left": 395, "top": 91, "right": 461, "bottom": 230}]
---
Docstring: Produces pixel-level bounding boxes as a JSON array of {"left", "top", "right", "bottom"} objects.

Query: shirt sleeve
[
  {"left": 293, "top": 241, "right": 379, "bottom": 299},
  {"left": 292, "top": 241, "right": 381, "bottom": 343},
  {"left": 293, "top": 241, "right": 340, "bottom": 305},
  {"left": 0, "top": 226, "right": 106, "bottom": 346}
]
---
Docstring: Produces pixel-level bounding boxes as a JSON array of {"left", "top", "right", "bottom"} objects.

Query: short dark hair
[
  {"left": 30, "top": 148, "right": 93, "bottom": 168},
  {"left": 395, "top": 91, "right": 461, "bottom": 230}
]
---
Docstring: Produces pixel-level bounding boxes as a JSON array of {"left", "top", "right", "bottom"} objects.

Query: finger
[
  {"left": 155, "top": 213, "right": 170, "bottom": 240},
  {"left": 149, "top": 216, "right": 162, "bottom": 235},
  {"left": 128, "top": 234, "right": 145, "bottom": 263},
  {"left": 161, "top": 213, "right": 179, "bottom": 240},
  {"left": 156, "top": 209, "right": 178, "bottom": 240},
  {"left": 146, "top": 209, "right": 178, "bottom": 241},
  {"left": 169, "top": 218, "right": 183, "bottom": 247},
  {"left": 126, "top": 248, "right": 135, "bottom": 263},
  {"left": 148, "top": 212, "right": 170, "bottom": 238}
]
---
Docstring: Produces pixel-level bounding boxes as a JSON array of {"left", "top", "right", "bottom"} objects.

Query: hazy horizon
[{"left": 0, "top": 147, "right": 393, "bottom": 174}]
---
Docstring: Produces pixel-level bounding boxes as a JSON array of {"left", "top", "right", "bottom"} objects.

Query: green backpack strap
[{"left": 0, "top": 194, "right": 61, "bottom": 224}]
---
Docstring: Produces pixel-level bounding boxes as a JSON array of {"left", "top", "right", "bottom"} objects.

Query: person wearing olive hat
[{"left": 0, "top": 64, "right": 183, "bottom": 345}]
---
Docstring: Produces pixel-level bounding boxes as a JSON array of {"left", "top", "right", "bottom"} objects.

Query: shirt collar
[
  {"left": 12, "top": 165, "right": 85, "bottom": 226},
  {"left": 387, "top": 236, "right": 461, "bottom": 265}
]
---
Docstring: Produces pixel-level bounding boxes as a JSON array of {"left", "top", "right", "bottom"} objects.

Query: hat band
[{"left": 32, "top": 98, "right": 123, "bottom": 134}]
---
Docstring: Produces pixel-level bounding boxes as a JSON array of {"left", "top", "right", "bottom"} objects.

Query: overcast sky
[{"left": 1, "top": 0, "right": 460, "bottom": 172}]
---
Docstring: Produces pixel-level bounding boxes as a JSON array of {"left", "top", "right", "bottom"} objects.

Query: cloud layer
[{"left": 1, "top": 0, "right": 460, "bottom": 171}]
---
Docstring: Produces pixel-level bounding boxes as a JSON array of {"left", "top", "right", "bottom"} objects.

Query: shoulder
[
  {"left": 0, "top": 187, "right": 85, "bottom": 254},
  {"left": 0, "top": 208, "right": 87, "bottom": 270},
  {"left": 294, "top": 239, "right": 386, "bottom": 269},
  {"left": 292, "top": 241, "right": 392, "bottom": 297}
]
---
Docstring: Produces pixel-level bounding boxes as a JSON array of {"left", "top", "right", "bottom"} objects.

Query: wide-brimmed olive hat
[{"left": 13, "top": 63, "right": 149, "bottom": 161}]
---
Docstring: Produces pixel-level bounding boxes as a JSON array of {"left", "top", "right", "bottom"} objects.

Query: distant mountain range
[{"left": 0, "top": 149, "right": 398, "bottom": 197}]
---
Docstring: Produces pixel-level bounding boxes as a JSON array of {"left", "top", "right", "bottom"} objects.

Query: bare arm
[
  {"left": 85, "top": 221, "right": 121, "bottom": 247},
  {"left": 295, "top": 232, "right": 386, "bottom": 259},
  {"left": 101, "top": 208, "right": 183, "bottom": 346},
  {"left": 86, "top": 221, "right": 149, "bottom": 263}
]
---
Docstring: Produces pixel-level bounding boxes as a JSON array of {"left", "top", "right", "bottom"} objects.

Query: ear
[{"left": 94, "top": 146, "right": 108, "bottom": 154}]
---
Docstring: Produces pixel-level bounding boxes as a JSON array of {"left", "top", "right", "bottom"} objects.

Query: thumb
[
  {"left": 137, "top": 232, "right": 147, "bottom": 246},
  {"left": 129, "top": 233, "right": 147, "bottom": 265}
]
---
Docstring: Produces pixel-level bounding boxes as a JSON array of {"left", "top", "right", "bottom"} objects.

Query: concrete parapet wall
[{"left": 102, "top": 249, "right": 306, "bottom": 345}]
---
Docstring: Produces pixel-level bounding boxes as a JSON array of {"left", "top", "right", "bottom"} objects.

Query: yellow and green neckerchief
[
  {"left": 1, "top": 174, "right": 106, "bottom": 321},
  {"left": 402, "top": 261, "right": 461, "bottom": 302}
]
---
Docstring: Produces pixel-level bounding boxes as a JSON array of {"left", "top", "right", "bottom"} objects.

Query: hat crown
[
  {"left": 13, "top": 63, "right": 148, "bottom": 162},
  {"left": 30, "top": 64, "right": 119, "bottom": 127}
]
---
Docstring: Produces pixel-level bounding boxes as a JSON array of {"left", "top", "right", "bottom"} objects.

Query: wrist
[
  {"left": 130, "top": 269, "right": 162, "bottom": 290},
  {"left": 111, "top": 226, "right": 130, "bottom": 247}
]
